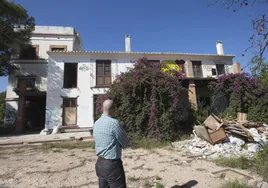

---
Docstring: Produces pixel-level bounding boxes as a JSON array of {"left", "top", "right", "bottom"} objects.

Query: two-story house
[
  {"left": 5, "top": 26, "right": 241, "bottom": 134},
  {"left": 5, "top": 26, "right": 83, "bottom": 132}
]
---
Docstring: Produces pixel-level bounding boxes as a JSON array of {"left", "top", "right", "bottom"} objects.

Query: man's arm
[{"left": 113, "top": 121, "right": 129, "bottom": 148}]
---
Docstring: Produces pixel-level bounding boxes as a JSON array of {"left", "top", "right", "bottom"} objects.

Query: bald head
[{"left": 102, "top": 99, "right": 114, "bottom": 115}]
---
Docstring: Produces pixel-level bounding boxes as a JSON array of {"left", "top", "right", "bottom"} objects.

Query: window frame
[
  {"left": 49, "top": 45, "right": 67, "bottom": 52},
  {"left": 95, "top": 60, "right": 112, "bottom": 87},
  {"left": 63, "top": 63, "right": 78, "bottom": 89},
  {"left": 17, "top": 77, "right": 36, "bottom": 89},
  {"left": 62, "top": 97, "right": 77, "bottom": 125},
  {"left": 192, "top": 61, "right": 203, "bottom": 77},
  {"left": 216, "top": 64, "right": 225, "bottom": 75}
]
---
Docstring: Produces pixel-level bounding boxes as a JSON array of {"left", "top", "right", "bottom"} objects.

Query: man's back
[{"left": 93, "top": 114, "right": 128, "bottom": 160}]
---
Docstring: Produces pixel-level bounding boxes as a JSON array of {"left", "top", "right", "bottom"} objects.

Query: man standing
[{"left": 93, "top": 99, "right": 129, "bottom": 188}]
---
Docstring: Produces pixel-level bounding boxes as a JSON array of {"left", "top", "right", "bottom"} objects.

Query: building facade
[{"left": 5, "top": 26, "right": 240, "bottom": 133}]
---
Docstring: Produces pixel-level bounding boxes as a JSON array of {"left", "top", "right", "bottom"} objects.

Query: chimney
[
  {"left": 125, "top": 34, "right": 131, "bottom": 52},
  {"left": 216, "top": 40, "right": 224, "bottom": 55}
]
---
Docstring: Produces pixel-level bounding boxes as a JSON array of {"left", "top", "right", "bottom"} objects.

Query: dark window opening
[
  {"left": 51, "top": 47, "right": 65, "bottom": 51},
  {"left": 176, "top": 59, "right": 186, "bottom": 73},
  {"left": 96, "top": 60, "right": 111, "bottom": 87},
  {"left": 19, "top": 45, "right": 38, "bottom": 59},
  {"left": 212, "top": 68, "right": 217, "bottom": 76},
  {"left": 17, "top": 77, "right": 36, "bottom": 89},
  {"left": 216, "top": 64, "right": 225, "bottom": 75},
  {"left": 50, "top": 45, "right": 67, "bottom": 52},
  {"left": 63, "top": 98, "right": 77, "bottom": 107},
  {"left": 63, "top": 63, "right": 77, "bottom": 88},
  {"left": 62, "top": 98, "right": 77, "bottom": 125},
  {"left": 192, "top": 61, "right": 203, "bottom": 77}
]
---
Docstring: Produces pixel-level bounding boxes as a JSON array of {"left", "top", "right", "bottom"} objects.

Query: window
[
  {"left": 62, "top": 98, "right": 77, "bottom": 125},
  {"left": 216, "top": 64, "right": 225, "bottom": 75},
  {"left": 50, "top": 45, "right": 67, "bottom": 52},
  {"left": 17, "top": 77, "right": 35, "bottom": 89},
  {"left": 212, "top": 68, "right": 217, "bottom": 76},
  {"left": 192, "top": 61, "right": 203, "bottom": 77},
  {"left": 96, "top": 60, "right": 111, "bottom": 87},
  {"left": 19, "top": 45, "right": 39, "bottom": 59},
  {"left": 63, "top": 63, "right": 77, "bottom": 88},
  {"left": 175, "top": 59, "right": 186, "bottom": 73}
]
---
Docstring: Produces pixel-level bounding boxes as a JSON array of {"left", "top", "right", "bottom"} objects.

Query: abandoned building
[{"left": 4, "top": 25, "right": 241, "bottom": 133}]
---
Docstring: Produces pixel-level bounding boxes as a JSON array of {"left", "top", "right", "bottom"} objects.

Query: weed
[
  {"left": 220, "top": 179, "right": 250, "bottom": 188},
  {"left": 131, "top": 136, "right": 170, "bottom": 150},
  {"left": 128, "top": 176, "right": 140, "bottom": 182},
  {"left": 215, "top": 156, "right": 253, "bottom": 170},
  {"left": 178, "top": 134, "right": 191, "bottom": 141},
  {"left": 145, "top": 168, "right": 153, "bottom": 171},
  {"left": 155, "top": 175, "right": 162, "bottom": 180},
  {"left": 40, "top": 141, "right": 95, "bottom": 150},
  {"left": 215, "top": 145, "right": 268, "bottom": 181},
  {"left": 143, "top": 179, "right": 153, "bottom": 188},
  {"left": 155, "top": 182, "right": 164, "bottom": 188},
  {"left": 254, "top": 145, "right": 268, "bottom": 181}
]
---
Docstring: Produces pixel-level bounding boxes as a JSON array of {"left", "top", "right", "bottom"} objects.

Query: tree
[
  {"left": 0, "top": 0, "right": 35, "bottom": 76},
  {"left": 210, "top": 0, "right": 268, "bottom": 72},
  {"left": 249, "top": 56, "right": 268, "bottom": 75}
]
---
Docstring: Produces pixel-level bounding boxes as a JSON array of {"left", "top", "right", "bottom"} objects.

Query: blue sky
[{"left": 0, "top": 0, "right": 266, "bottom": 92}]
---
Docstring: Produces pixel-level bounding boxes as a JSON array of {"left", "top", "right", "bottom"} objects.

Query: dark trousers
[{"left": 95, "top": 158, "right": 126, "bottom": 188}]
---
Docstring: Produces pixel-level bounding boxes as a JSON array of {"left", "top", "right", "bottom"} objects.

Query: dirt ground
[{"left": 0, "top": 145, "right": 257, "bottom": 188}]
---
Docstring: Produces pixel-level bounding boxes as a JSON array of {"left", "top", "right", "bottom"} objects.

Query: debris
[
  {"left": 203, "top": 114, "right": 222, "bottom": 130},
  {"left": 194, "top": 126, "right": 227, "bottom": 145},
  {"left": 173, "top": 113, "right": 268, "bottom": 159},
  {"left": 40, "top": 128, "right": 50, "bottom": 135},
  {"left": 237, "top": 112, "right": 248, "bottom": 123},
  {"left": 211, "top": 169, "right": 253, "bottom": 181},
  {"left": 228, "top": 136, "right": 245, "bottom": 147}
]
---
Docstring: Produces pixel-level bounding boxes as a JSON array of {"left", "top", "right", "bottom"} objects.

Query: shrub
[
  {"left": 95, "top": 58, "right": 190, "bottom": 141},
  {"left": 215, "top": 155, "right": 253, "bottom": 170},
  {"left": 220, "top": 179, "right": 250, "bottom": 188},
  {"left": 209, "top": 73, "right": 268, "bottom": 122},
  {"left": 215, "top": 145, "right": 268, "bottom": 181},
  {"left": 254, "top": 145, "right": 268, "bottom": 181}
]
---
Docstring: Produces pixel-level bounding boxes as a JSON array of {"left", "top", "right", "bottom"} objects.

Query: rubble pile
[{"left": 172, "top": 114, "right": 268, "bottom": 159}]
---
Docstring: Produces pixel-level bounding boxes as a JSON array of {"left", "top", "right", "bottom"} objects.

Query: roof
[
  {"left": 33, "top": 26, "right": 75, "bottom": 36},
  {"left": 47, "top": 50, "right": 235, "bottom": 57}
]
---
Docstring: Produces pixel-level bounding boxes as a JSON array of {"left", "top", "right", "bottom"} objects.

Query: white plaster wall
[
  {"left": 6, "top": 63, "right": 48, "bottom": 98},
  {"left": 46, "top": 53, "right": 234, "bottom": 128},
  {"left": 73, "top": 36, "right": 83, "bottom": 51},
  {"left": 201, "top": 59, "right": 233, "bottom": 77},
  {"left": 33, "top": 26, "right": 74, "bottom": 35},
  {"left": 31, "top": 36, "right": 74, "bottom": 59},
  {"left": 4, "top": 101, "right": 18, "bottom": 126},
  {"left": 45, "top": 57, "right": 64, "bottom": 129}
]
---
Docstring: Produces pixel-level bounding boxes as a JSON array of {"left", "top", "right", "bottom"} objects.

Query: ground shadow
[{"left": 171, "top": 180, "right": 198, "bottom": 188}]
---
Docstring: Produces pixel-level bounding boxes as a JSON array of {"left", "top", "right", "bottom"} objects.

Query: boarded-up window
[
  {"left": 96, "top": 60, "right": 111, "bottom": 87},
  {"left": 62, "top": 98, "right": 77, "bottom": 125},
  {"left": 192, "top": 61, "right": 203, "bottom": 77},
  {"left": 216, "top": 64, "right": 225, "bottom": 75},
  {"left": 63, "top": 63, "right": 77, "bottom": 88}
]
